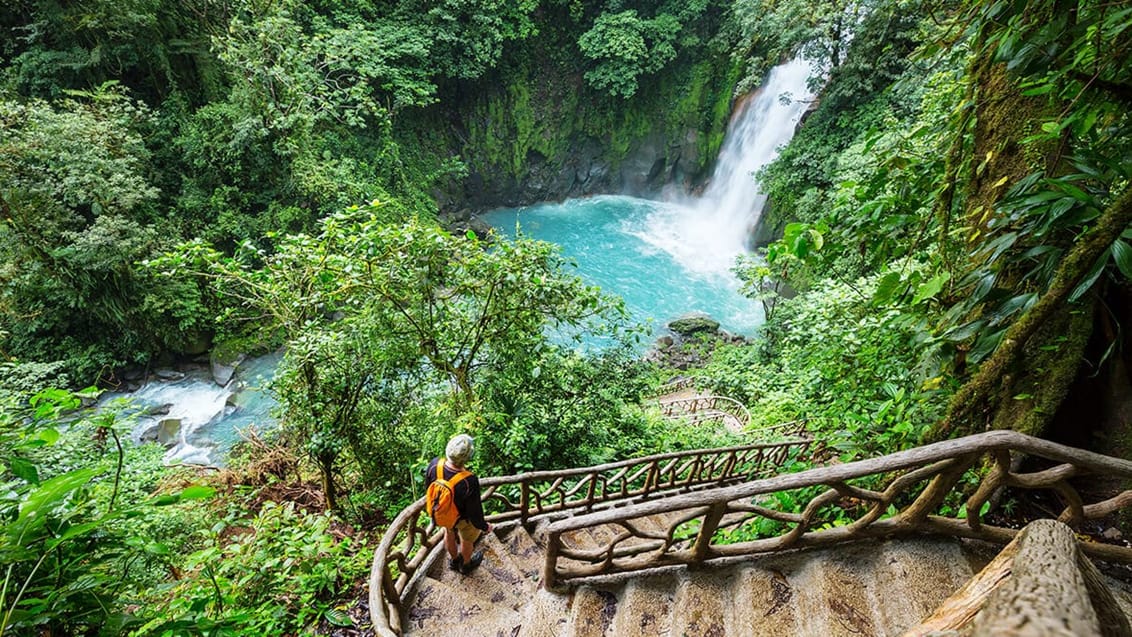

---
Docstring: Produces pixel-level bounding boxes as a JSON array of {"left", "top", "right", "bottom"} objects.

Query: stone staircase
[
  {"left": 400, "top": 513, "right": 988, "bottom": 636},
  {"left": 375, "top": 432, "right": 1132, "bottom": 636}
]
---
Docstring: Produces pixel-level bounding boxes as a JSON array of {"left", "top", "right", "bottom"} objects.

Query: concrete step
[
  {"left": 516, "top": 587, "right": 571, "bottom": 637},
  {"left": 405, "top": 525, "right": 998, "bottom": 637},
  {"left": 870, "top": 537, "right": 972, "bottom": 634},
  {"left": 404, "top": 574, "right": 523, "bottom": 636},
  {"left": 501, "top": 525, "right": 545, "bottom": 580},
  {"left": 733, "top": 565, "right": 801, "bottom": 636},
  {"left": 793, "top": 542, "right": 881, "bottom": 637},
  {"left": 566, "top": 585, "right": 620, "bottom": 637},
  {"left": 670, "top": 569, "right": 737, "bottom": 637},
  {"left": 426, "top": 530, "right": 535, "bottom": 616},
  {"left": 608, "top": 576, "right": 676, "bottom": 637}
]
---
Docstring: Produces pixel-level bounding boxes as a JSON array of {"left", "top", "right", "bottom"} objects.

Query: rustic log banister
[
  {"left": 371, "top": 429, "right": 1132, "bottom": 636},
  {"left": 541, "top": 430, "right": 1132, "bottom": 589},
  {"left": 658, "top": 394, "right": 753, "bottom": 428},
  {"left": 369, "top": 435, "right": 812, "bottom": 636}
]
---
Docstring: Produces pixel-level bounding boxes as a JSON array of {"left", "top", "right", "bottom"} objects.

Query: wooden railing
[
  {"left": 368, "top": 436, "right": 814, "bottom": 636},
  {"left": 542, "top": 430, "right": 1132, "bottom": 588},
  {"left": 658, "top": 394, "right": 753, "bottom": 429}
]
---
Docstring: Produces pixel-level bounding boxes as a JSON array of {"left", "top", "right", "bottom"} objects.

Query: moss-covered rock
[{"left": 668, "top": 314, "right": 721, "bottom": 336}]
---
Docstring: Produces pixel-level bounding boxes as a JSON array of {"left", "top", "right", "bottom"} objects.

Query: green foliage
[
  {"left": 152, "top": 203, "right": 630, "bottom": 507},
  {"left": 703, "top": 269, "right": 949, "bottom": 457},
  {"left": 0, "top": 388, "right": 212, "bottom": 636},
  {"left": 0, "top": 0, "right": 215, "bottom": 101},
  {"left": 578, "top": 9, "right": 681, "bottom": 98},
  {"left": 931, "top": 0, "right": 1132, "bottom": 363},
  {"left": 478, "top": 348, "right": 654, "bottom": 474},
  {"left": 132, "top": 502, "right": 368, "bottom": 636},
  {"left": 758, "top": 3, "right": 929, "bottom": 232},
  {"left": 0, "top": 88, "right": 209, "bottom": 381},
  {"left": 408, "top": 0, "right": 538, "bottom": 80},
  {"left": 732, "top": 0, "right": 863, "bottom": 90},
  {"left": 218, "top": 1, "right": 436, "bottom": 130}
]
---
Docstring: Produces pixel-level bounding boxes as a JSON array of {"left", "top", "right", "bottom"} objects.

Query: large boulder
[
  {"left": 156, "top": 418, "right": 181, "bottom": 446},
  {"left": 210, "top": 350, "right": 246, "bottom": 387},
  {"left": 667, "top": 314, "right": 721, "bottom": 336}
]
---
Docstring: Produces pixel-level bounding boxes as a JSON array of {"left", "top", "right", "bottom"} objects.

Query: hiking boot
[
  {"left": 459, "top": 550, "right": 483, "bottom": 575},
  {"left": 448, "top": 555, "right": 463, "bottom": 572}
]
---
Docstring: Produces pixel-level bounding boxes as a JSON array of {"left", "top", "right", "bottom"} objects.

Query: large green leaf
[
  {"left": 872, "top": 272, "right": 903, "bottom": 305},
  {"left": 9, "top": 457, "right": 39, "bottom": 485},
  {"left": 1111, "top": 240, "right": 1132, "bottom": 280},
  {"left": 1069, "top": 249, "right": 1109, "bottom": 303},
  {"left": 7, "top": 468, "right": 98, "bottom": 541},
  {"left": 912, "top": 272, "right": 951, "bottom": 306}
]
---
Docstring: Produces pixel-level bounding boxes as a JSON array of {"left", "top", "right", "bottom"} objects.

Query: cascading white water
[
  {"left": 631, "top": 58, "right": 814, "bottom": 278},
  {"left": 97, "top": 351, "right": 280, "bottom": 466}
]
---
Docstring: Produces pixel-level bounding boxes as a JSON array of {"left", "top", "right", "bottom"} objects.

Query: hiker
[{"left": 425, "top": 433, "right": 492, "bottom": 574}]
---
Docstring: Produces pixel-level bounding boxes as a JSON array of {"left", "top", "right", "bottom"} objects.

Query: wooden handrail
[
  {"left": 659, "top": 394, "right": 753, "bottom": 427},
  {"left": 541, "top": 430, "right": 1132, "bottom": 589},
  {"left": 368, "top": 436, "right": 813, "bottom": 636}
]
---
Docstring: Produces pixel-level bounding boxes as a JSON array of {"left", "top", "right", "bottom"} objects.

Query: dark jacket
[{"left": 425, "top": 457, "right": 488, "bottom": 531}]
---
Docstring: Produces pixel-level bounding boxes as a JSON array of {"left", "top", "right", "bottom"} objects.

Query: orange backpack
[{"left": 425, "top": 459, "right": 471, "bottom": 528}]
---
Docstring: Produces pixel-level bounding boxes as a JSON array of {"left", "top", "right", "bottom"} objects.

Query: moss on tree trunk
[{"left": 933, "top": 187, "right": 1132, "bottom": 440}]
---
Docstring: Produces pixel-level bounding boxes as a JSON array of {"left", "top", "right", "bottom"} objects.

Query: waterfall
[{"left": 632, "top": 58, "right": 814, "bottom": 278}]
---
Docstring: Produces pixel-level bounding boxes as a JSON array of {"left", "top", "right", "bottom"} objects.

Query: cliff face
[
  {"left": 454, "top": 129, "right": 705, "bottom": 210},
  {"left": 418, "top": 54, "right": 741, "bottom": 220}
]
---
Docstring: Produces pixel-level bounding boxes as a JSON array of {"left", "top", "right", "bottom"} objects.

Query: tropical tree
[
  {"left": 153, "top": 203, "right": 627, "bottom": 508},
  {"left": 0, "top": 86, "right": 207, "bottom": 382},
  {"left": 929, "top": 0, "right": 1132, "bottom": 439},
  {"left": 577, "top": 9, "right": 682, "bottom": 98}
]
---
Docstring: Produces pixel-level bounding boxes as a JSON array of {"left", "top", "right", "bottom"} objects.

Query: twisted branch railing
[
  {"left": 368, "top": 436, "right": 813, "bottom": 636},
  {"left": 542, "top": 430, "right": 1132, "bottom": 589},
  {"left": 659, "top": 394, "right": 753, "bottom": 429}
]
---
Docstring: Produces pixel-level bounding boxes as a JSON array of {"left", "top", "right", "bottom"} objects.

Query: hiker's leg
[
  {"left": 444, "top": 526, "right": 459, "bottom": 559},
  {"left": 456, "top": 520, "right": 481, "bottom": 562}
]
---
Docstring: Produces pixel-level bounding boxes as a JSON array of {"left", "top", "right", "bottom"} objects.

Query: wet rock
[
  {"left": 154, "top": 369, "right": 185, "bottom": 381},
  {"left": 210, "top": 351, "right": 245, "bottom": 387},
  {"left": 180, "top": 331, "right": 213, "bottom": 356},
  {"left": 142, "top": 403, "right": 172, "bottom": 417},
  {"left": 138, "top": 423, "right": 159, "bottom": 443},
  {"left": 656, "top": 335, "right": 674, "bottom": 349},
  {"left": 157, "top": 418, "right": 181, "bottom": 446},
  {"left": 1103, "top": 527, "right": 1123, "bottom": 541},
  {"left": 123, "top": 367, "right": 146, "bottom": 382}
]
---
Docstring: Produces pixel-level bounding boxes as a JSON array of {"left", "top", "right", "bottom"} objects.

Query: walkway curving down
[
  {"left": 373, "top": 431, "right": 1132, "bottom": 636},
  {"left": 655, "top": 385, "right": 752, "bottom": 434},
  {"left": 401, "top": 517, "right": 988, "bottom": 636}
]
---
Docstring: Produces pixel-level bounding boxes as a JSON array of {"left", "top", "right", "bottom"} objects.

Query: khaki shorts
[{"left": 453, "top": 519, "right": 481, "bottom": 544}]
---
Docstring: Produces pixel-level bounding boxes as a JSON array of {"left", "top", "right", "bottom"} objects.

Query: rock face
[
  {"left": 643, "top": 314, "right": 746, "bottom": 370},
  {"left": 446, "top": 131, "right": 704, "bottom": 220},
  {"left": 139, "top": 418, "right": 182, "bottom": 448},
  {"left": 210, "top": 351, "right": 245, "bottom": 387}
]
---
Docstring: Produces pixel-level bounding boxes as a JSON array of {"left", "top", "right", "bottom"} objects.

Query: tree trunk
[
  {"left": 320, "top": 453, "right": 338, "bottom": 512},
  {"left": 934, "top": 187, "right": 1132, "bottom": 439}
]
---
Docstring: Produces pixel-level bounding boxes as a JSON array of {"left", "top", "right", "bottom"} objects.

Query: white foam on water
[{"left": 638, "top": 57, "right": 815, "bottom": 278}]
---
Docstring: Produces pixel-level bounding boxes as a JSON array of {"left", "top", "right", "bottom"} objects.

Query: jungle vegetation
[{"left": 1, "top": 0, "right": 1130, "bottom": 633}]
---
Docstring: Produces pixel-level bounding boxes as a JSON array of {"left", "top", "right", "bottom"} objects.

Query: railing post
[
  {"left": 645, "top": 460, "right": 659, "bottom": 498},
  {"left": 585, "top": 472, "right": 598, "bottom": 510},
  {"left": 543, "top": 530, "right": 562, "bottom": 591},
  {"left": 691, "top": 503, "right": 727, "bottom": 563},
  {"left": 520, "top": 479, "right": 530, "bottom": 528}
]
